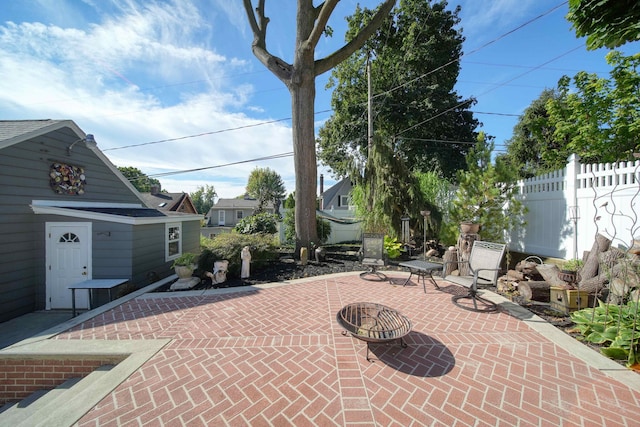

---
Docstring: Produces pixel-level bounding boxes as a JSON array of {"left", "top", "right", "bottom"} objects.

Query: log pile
[{"left": 499, "top": 234, "right": 640, "bottom": 304}]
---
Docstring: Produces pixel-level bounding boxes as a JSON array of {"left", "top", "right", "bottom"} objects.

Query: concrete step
[
  {"left": 0, "top": 364, "right": 115, "bottom": 426},
  {"left": 0, "top": 376, "right": 82, "bottom": 422}
]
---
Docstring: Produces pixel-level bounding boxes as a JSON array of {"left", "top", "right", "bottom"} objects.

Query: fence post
[{"left": 566, "top": 154, "right": 580, "bottom": 260}]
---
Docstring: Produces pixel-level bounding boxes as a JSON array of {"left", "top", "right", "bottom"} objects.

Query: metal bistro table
[
  {"left": 68, "top": 278, "right": 129, "bottom": 317},
  {"left": 398, "top": 259, "right": 442, "bottom": 292}
]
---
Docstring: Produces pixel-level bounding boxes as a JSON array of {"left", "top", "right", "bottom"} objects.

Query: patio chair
[
  {"left": 443, "top": 241, "right": 506, "bottom": 312},
  {"left": 359, "top": 233, "right": 387, "bottom": 281}
]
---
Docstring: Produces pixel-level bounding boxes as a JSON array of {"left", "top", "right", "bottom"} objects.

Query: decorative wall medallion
[{"left": 50, "top": 163, "right": 86, "bottom": 195}]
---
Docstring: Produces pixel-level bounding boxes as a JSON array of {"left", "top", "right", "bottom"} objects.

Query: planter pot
[
  {"left": 460, "top": 222, "right": 480, "bottom": 234},
  {"left": 558, "top": 270, "right": 577, "bottom": 284},
  {"left": 175, "top": 265, "right": 195, "bottom": 280}
]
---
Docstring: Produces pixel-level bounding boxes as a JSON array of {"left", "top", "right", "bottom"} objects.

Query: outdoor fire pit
[{"left": 336, "top": 302, "right": 412, "bottom": 361}]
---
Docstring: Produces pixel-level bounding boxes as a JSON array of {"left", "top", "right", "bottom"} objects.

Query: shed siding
[
  {"left": 0, "top": 124, "right": 201, "bottom": 323},
  {"left": 0, "top": 128, "right": 140, "bottom": 322}
]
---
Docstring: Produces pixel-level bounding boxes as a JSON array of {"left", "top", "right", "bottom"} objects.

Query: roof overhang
[{"left": 31, "top": 200, "right": 202, "bottom": 225}]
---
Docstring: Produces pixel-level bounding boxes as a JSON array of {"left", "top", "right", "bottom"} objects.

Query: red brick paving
[{"left": 55, "top": 273, "right": 640, "bottom": 426}]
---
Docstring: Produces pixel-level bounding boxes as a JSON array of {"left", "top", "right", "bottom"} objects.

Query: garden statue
[
  {"left": 206, "top": 260, "right": 229, "bottom": 285},
  {"left": 241, "top": 246, "right": 251, "bottom": 278}
]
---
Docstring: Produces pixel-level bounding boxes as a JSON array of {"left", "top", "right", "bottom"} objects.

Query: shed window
[
  {"left": 236, "top": 210, "right": 244, "bottom": 220},
  {"left": 340, "top": 195, "right": 350, "bottom": 207},
  {"left": 166, "top": 223, "right": 182, "bottom": 261}
]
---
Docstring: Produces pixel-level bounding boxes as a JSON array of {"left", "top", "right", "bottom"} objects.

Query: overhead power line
[{"left": 146, "top": 152, "right": 294, "bottom": 178}]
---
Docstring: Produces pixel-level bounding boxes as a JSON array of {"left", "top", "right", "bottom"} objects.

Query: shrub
[
  {"left": 384, "top": 235, "right": 403, "bottom": 259},
  {"left": 571, "top": 300, "right": 640, "bottom": 367},
  {"left": 283, "top": 210, "right": 332, "bottom": 245},
  {"left": 201, "top": 232, "right": 278, "bottom": 276},
  {"left": 234, "top": 212, "right": 279, "bottom": 235}
]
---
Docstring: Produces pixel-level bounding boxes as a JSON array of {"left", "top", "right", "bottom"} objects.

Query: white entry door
[
  {"left": 218, "top": 210, "right": 225, "bottom": 225},
  {"left": 46, "top": 223, "right": 91, "bottom": 310}
]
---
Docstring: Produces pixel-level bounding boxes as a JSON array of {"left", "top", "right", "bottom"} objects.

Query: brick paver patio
[{"left": 47, "top": 272, "right": 640, "bottom": 426}]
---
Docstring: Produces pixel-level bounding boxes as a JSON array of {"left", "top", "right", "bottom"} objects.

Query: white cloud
[
  {"left": 0, "top": 0, "right": 299, "bottom": 198},
  {"left": 455, "top": 0, "right": 542, "bottom": 39}
]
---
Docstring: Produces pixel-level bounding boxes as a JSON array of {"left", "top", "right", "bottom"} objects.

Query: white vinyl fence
[{"left": 510, "top": 155, "right": 640, "bottom": 259}]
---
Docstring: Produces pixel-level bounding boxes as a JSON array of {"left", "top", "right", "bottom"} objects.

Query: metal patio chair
[
  {"left": 443, "top": 241, "right": 506, "bottom": 312},
  {"left": 359, "top": 233, "right": 387, "bottom": 281}
]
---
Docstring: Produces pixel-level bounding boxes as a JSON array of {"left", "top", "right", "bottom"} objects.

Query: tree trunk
[
  {"left": 518, "top": 281, "right": 551, "bottom": 302},
  {"left": 443, "top": 248, "right": 458, "bottom": 275},
  {"left": 289, "top": 69, "right": 318, "bottom": 254},
  {"left": 579, "top": 234, "right": 611, "bottom": 284},
  {"left": 457, "top": 232, "right": 478, "bottom": 276}
]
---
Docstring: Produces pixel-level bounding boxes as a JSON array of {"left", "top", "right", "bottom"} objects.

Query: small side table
[
  {"left": 398, "top": 260, "right": 442, "bottom": 293},
  {"left": 68, "top": 278, "right": 129, "bottom": 317}
]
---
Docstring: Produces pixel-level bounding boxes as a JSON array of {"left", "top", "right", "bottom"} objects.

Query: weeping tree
[{"left": 243, "top": 0, "right": 396, "bottom": 254}]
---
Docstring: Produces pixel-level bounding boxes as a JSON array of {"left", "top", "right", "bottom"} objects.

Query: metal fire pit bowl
[{"left": 336, "top": 302, "right": 412, "bottom": 361}]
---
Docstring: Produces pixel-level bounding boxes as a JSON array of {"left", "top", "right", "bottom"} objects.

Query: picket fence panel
[{"left": 511, "top": 155, "right": 640, "bottom": 259}]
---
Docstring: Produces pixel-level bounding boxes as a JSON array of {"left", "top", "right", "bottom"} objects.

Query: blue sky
[{"left": 1, "top": 1, "right": 638, "bottom": 198}]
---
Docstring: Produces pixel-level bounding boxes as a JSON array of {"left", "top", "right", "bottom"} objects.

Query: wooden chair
[
  {"left": 359, "top": 233, "right": 387, "bottom": 281},
  {"left": 443, "top": 241, "right": 506, "bottom": 312}
]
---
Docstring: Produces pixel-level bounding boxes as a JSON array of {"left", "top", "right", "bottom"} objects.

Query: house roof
[
  {"left": 0, "top": 119, "right": 82, "bottom": 148},
  {"left": 31, "top": 200, "right": 203, "bottom": 225},
  {"left": 65, "top": 206, "right": 167, "bottom": 217},
  {"left": 321, "top": 178, "right": 352, "bottom": 204},
  {"left": 140, "top": 192, "right": 198, "bottom": 214},
  {"left": 0, "top": 119, "right": 146, "bottom": 205},
  {"left": 211, "top": 198, "right": 274, "bottom": 210}
]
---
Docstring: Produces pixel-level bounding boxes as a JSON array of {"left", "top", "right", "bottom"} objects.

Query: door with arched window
[{"left": 46, "top": 222, "right": 91, "bottom": 310}]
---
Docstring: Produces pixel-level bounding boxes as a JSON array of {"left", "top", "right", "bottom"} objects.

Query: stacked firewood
[{"left": 499, "top": 234, "right": 640, "bottom": 303}]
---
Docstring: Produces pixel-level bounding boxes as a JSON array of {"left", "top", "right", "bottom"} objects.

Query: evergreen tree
[
  {"left": 318, "top": 0, "right": 478, "bottom": 181},
  {"left": 446, "top": 133, "right": 525, "bottom": 245}
]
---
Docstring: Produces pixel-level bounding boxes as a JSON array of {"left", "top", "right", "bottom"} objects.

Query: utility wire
[
  {"left": 396, "top": 44, "right": 583, "bottom": 136},
  {"left": 146, "top": 152, "right": 294, "bottom": 178}
]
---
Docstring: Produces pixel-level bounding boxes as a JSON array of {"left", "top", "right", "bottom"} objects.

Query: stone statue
[
  {"left": 241, "top": 246, "right": 251, "bottom": 278},
  {"left": 206, "top": 260, "right": 229, "bottom": 285}
]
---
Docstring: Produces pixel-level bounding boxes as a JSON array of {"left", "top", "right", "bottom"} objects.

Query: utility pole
[
  {"left": 367, "top": 57, "right": 373, "bottom": 162},
  {"left": 366, "top": 56, "right": 374, "bottom": 214}
]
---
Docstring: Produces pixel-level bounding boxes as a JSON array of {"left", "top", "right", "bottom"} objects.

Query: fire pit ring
[{"left": 336, "top": 302, "right": 412, "bottom": 361}]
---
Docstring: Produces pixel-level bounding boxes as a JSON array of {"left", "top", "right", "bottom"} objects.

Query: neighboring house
[
  {"left": 140, "top": 186, "right": 199, "bottom": 215},
  {"left": 0, "top": 120, "right": 202, "bottom": 323},
  {"left": 319, "top": 176, "right": 353, "bottom": 211},
  {"left": 203, "top": 197, "right": 274, "bottom": 237}
]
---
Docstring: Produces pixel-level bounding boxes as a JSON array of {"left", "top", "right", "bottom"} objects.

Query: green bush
[
  {"left": 384, "top": 235, "right": 403, "bottom": 259},
  {"left": 234, "top": 212, "right": 279, "bottom": 235},
  {"left": 283, "top": 210, "right": 332, "bottom": 246},
  {"left": 201, "top": 232, "right": 278, "bottom": 276},
  {"left": 571, "top": 300, "right": 640, "bottom": 367}
]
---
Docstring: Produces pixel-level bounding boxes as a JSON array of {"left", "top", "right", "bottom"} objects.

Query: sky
[{"left": 1, "top": 0, "right": 638, "bottom": 200}]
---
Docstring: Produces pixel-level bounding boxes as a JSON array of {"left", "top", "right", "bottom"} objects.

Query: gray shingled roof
[
  {"left": 0, "top": 120, "right": 65, "bottom": 142},
  {"left": 213, "top": 198, "right": 274, "bottom": 209}
]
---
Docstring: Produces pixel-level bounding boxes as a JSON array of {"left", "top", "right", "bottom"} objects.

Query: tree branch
[
  {"left": 314, "top": 0, "right": 396, "bottom": 77},
  {"left": 307, "top": 0, "right": 339, "bottom": 50},
  {"left": 243, "top": 0, "right": 293, "bottom": 82}
]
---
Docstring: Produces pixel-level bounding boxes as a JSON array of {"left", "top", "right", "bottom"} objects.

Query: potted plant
[
  {"left": 558, "top": 258, "right": 583, "bottom": 286},
  {"left": 460, "top": 221, "right": 480, "bottom": 234},
  {"left": 172, "top": 252, "right": 199, "bottom": 279}
]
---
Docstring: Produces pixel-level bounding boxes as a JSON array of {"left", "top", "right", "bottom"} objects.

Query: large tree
[
  {"left": 243, "top": 0, "right": 396, "bottom": 253},
  {"left": 567, "top": 0, "right": 640, "bottom": 50},
  {"left": 317, "top": 0, "right": 478, "bottom": 181},
  {"left": 546, "top": 51, "right": 640, "bottom": 163},
  {"left": 503, "top": 88, "right": 569, "bottom": 178},
  {"left": 246, "top": 167, "right": 286, "bottom": 215},
  {"left": 117, "top": 166, "right": 161, "bottom": 193},
  {"left": 190, "top": 184, "right": 217, "bottom": 215}
]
